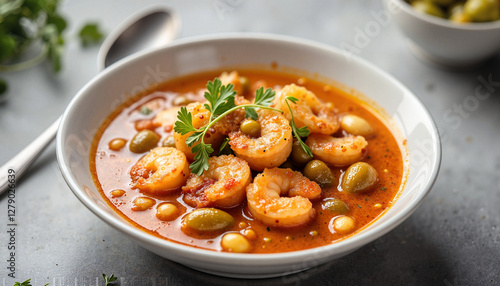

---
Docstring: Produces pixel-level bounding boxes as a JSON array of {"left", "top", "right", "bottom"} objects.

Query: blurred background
[{"left": 1, "top": 0, "right": 499, "bottom": 285}]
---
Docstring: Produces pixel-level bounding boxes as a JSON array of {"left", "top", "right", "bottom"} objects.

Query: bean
[
  {"left": 243, "top": 229, "right": 257, "bottom": 240},
  {"left": 341, "top": 162, "right": 378, "bottom": 193},
  {"left": 184, "top": 208, "right": 235, "bottom": 232},
  {"left": 110, "top": 189, "right": 125, "bottom": 197},
  {"left": 332, "top": 216, "right": 356, "bottom": 234},
  {"left": 340, "top": 114, "right": 374, "bottom": 137},
  {"left": 221, "top": 233, "right": 251, "bottom": 253},
  {"left": 108, "top": 138, "right": 126, "bottom": 151},
  {"left": 132, "top": 197, "right": 156, "bottom": 211},
  {"left": 156, "top": 203, "right": 179, "bottom": 221}
]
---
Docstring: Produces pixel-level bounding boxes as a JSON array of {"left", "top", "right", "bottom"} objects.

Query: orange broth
[{"left": 90, "top": 69, "right": 405, "bottom": 253}]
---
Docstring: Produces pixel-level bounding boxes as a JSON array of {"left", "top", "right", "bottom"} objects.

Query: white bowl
[
  {"left": 386, "top": 0, "right": 500, "bottom": 68},
  {"left": 56, "top": 34, "right": 441, "bottom": 278}
]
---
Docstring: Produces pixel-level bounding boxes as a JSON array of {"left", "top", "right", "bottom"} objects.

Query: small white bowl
[
  {"left": 386, "top": 0, "right": 500, "bottom": 68},
  {"left": 56, "top": 34, "right": 441, "bottom": 278}
]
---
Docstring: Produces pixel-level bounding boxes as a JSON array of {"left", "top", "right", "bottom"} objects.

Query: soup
[{"left": 90, "top": 69, "right": 406, "bottom": 253}]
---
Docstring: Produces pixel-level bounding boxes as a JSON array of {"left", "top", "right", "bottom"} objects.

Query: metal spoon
[{"left": 0, "top": 6, "right": 180, "bottom": 194}]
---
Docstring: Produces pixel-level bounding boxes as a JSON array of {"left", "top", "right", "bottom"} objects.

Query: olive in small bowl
[{"left": 386, "top": 0, "right": 500, "bottom": 68}]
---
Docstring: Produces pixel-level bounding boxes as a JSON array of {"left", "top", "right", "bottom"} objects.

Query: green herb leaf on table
[
  {"left": 102, "top": 273, "right": 118, "bottom": 285},
  {"left": 0, "top": 79, "right": 7, "bottom": 95},
  {"left": 13, "top": 279, "right": 32, "bottom": 286},
  {"left": 79, "top": 23, "right": 104, "bottom": 47}
]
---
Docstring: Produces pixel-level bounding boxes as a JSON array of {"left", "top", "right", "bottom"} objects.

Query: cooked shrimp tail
[
  {"left": 229, "top": 109, "right": 293, "bottom": 171},
  {"left": 246, "top": 168, "right": 322, "bottom": 227},
  {"left": 182, "top": 155, "right": 251, "bottom": 208},
  {"left": 274, "top": 84, "right": 339, "bottom": 135},
  {"left": 130, "top": 147, "right": 190, "bottom": 195},
  {"left": 305, "top": 134, "right": 368, "bottom": 167}
]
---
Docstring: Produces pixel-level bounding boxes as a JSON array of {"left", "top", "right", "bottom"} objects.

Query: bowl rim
[
  {"left": 56, "top": 32, "right": 442, "bottom": 265},
  {"left": 389, "top": 0, "right": 500, "bottom": 31}
]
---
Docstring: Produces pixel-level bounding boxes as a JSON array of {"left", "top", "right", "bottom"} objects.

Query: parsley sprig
[
  {"left": 0, "top": 1, "right": 104, "bottom": 97},
  {"left": 174, "top": 78, "right": 312, "bottom": 175},
  {"left": 103, "top": 273, "right": 118, "bottom": 285},
  {"left": 284, "top": 96, "right": 313, "bottom": 157}
]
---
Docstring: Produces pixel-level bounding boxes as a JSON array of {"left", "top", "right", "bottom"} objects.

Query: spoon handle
[{"left": 0, "top": 116, "right": 60, "bottom": 195}]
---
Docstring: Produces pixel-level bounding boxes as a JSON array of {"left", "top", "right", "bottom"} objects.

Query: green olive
[
  {"left": 240, "top": 76, "right": 250, "bottom": 94},
  {"left": 322, "top": 199, "right": 349, "bottom": 214},
  {"left": 162, "top": 135, "right": 176, "bottom": 147},
  {"left": 449, "top": 4, "right": 471, "bottom": 22},
  {"left": 427, "top": 0, "right": 456, "bottom": 7},
  {"left": 464, "top": 0, "right": 500, "bottom": 22},
  {"left": 184, "top": 208, "right": 235, "bottom": 232},
  {"left": 341, "top": 162, "right": 378, "bottom": 193},
  {"left": 129, "top": 130, "right": 160, "bottom": 153},
  {"left": 291, "top": 140, "right": 313, "bottom": 166},
  {"left": 340, "top": 115, "right": 374, "bottom": 137},
  {"left": 303, "top": 160, "right": 335, "bottom": 188},
  {"left": 240, "top": 119, "right": 261, "bottom": 137},
  {"left": 172, "top": 95, "right": 192, "bottom": 106},
  {"left": 412, "top": 1, "right": 446, "bottom": 18},
  {"left": 279, "top": 160, "right": 295, "bottom": 169}
]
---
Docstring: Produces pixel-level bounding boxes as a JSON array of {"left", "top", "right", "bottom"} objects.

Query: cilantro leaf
[
  {"left": 218, "top": 137, "right": 233, "bottom": 155},
  {"left": 190, "top": 143, "right": 214, "bottom": 175},
  {"left": 285, "top": 96, "right": 313, "bottom": 157},
  {"left": 79, "top": 23, "right": 104, "bottom": 47},
  {"left": 174, "top": 107, "right": 197, "bottom": 135},
  {"left": 185, "top": 131, "right": 204, "bottom": 147},
  {"left": 204, "top": 78, "right": 237, "bottom": 120},
  {"left": 244, "top": 107, "right": 258, "bottom": 120},
  {"left": 245, "top": 87, "right": 275, "bottom": 119},
  {"left": 174, "top": 77, "right": 284, "bottom": 176},
  {"left": 253, "top": 87, "right": 275, "bottom": 106}
]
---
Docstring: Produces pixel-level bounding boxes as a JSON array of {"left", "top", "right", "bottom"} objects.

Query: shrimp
[
  {"left": 182, "top": 155, "right": 251, "bottom": 208},
  {"left": 174, "top": 102, "right": 225, "bottom": 161},
  {"left": 130, "top": 147, "right": 190, "bottom": 195},
  {"left": 246, "top": 168, "right": 322, "bottom": 227},
  {"left": 211, "top": 95, "right": 248, "bottom": 135},
  {"left": 274, "top": 84, "right": 339, "bottom": 135},
  {"left": 219, "top": 71, "right": 248, "bottom": 96},
  {"left": 305, "top": 134, "right": 368, "bottom": 167},
  {"left": 228, "top": 109, "right": 293, "bottom": 171},
  {"left": 153, "top": 106, "right": 181, "bottom": 132}
]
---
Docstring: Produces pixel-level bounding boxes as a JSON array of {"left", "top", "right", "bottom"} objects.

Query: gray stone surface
[{"left": 1, "top": 0, "right": 499, "bottom": 285}]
